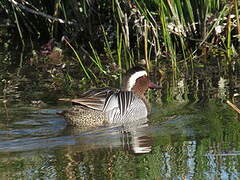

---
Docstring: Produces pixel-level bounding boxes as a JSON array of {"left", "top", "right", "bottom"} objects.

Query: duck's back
[
  {"left": 62, "top": 91, "right": 148, "bottom": 128},
  {"left": 104, "top": 91, "right": 148, "bottom": 124}
]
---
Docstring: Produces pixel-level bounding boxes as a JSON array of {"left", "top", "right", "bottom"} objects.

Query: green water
[
  {"left": 1, "top": 47, "right": 240, "bottom": 179},
  {"left": 0, "top": 98, "right": 239, "bottom": 179}
]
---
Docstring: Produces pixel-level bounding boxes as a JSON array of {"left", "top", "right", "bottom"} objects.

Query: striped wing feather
[
  {"left": 103, "top": 91, "right": 134, "bottom": 116},
  {"left": 59, "top": 87, "right": 118, "bottom": 111}
]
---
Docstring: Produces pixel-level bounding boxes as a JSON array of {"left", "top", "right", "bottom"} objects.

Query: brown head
[{"left": 122, "top": 66, "right": 161, "bottom": 97}]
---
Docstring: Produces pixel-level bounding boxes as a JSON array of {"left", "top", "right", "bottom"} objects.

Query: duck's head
[{"left": 122, "top": 66, "right": 161, "bottom": 96}]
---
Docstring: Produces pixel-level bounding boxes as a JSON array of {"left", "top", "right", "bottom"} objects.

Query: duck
[{"left": 59, "top": 66, "right": 160, "bottom": 128}]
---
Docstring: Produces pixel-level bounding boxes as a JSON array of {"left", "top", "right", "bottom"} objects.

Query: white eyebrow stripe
[{"left": 127, "top": 70, "right": 147, "bottom": 91}]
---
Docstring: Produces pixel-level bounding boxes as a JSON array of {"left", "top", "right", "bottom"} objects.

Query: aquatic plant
[{"left": 1, "top": 0, "right": 239, "bottom": 78}]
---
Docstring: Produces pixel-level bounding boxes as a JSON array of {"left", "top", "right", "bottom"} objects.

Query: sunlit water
[
  {"left": 1, "top": 47, "right": 240, "bottom": 179},
  {"left": 0, "top": 100, "right": 240, "bottom": 179}
]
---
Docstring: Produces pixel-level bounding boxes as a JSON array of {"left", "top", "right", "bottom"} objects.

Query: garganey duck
[{"left": 59, "top": 66, "right": 160, "bottom": 128}]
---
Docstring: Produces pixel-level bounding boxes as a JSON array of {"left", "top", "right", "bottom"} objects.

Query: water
[
  {"left": 0, "top": 99, "right": 240, "bottom": 179},
  {"left": 0, "top": 47, "right": 240, "bottom": 179}
]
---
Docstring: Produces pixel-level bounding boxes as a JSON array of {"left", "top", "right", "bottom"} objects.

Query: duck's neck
[
  {"left": 141, "top": 94, "right": 151, "bottom": 114},
  {"left": 132, "top": 88, "right": 151, "bottom": 114}
]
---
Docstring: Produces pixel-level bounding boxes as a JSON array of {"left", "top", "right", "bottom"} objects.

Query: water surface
[
  {"left": 0, "top": 99, "right": 240, "bottom": 179},
  {"left": 1, "top": 47, "right": 240, "bottom": 179}
]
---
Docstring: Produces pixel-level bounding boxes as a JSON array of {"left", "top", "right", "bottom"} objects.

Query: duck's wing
[
  {"left": 59, "top": 87, "right": 118, "bottom": 111},
  {"left": 103, "top": 91, "right": 135, "bottom": 116}
]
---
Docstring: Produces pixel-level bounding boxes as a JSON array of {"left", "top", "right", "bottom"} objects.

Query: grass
[{"left": 1, "top": 0, "right": 239, "bottom": 79}]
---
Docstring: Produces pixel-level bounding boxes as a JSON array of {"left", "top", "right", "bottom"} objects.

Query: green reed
[
  {"left": 64, "top": 38, "right": 90, "bottom": 79},
  {"left": 2, "top": 0, "right": 239, "bottom": 79}
]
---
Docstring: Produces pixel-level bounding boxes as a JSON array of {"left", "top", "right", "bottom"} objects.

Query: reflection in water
[
  {"left": 64, "top": 118, "right": 153, "bottom": 154},
  {"left": 60, "top": 120, "right": 153, "bottom": 179},
  {"left": 0, "top": 108, "right": 152, "bottom": 154},
  {"left": 0, "top": 102, "right": 240, "bottom": 179},
  {"left": 0, "top": 56, "right": 240, "bottom": 179},
  {"left": 130, "top": 132, "right": 153, "bottom": 154}
]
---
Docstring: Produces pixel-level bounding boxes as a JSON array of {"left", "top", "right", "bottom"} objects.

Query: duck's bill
[{"left": 148, "top": 81, "right": 162, "bottom": 89}]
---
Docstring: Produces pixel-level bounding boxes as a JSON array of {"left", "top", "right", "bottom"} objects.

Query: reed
[
  {"left": 63, "top": 38, "right": 90, "bottom": 79},
  {"left": 89, "top": 42, "right": 107, "bottom": 75},
  {"left": 1, "top": 0, "right": 239, "bottom": 79}
]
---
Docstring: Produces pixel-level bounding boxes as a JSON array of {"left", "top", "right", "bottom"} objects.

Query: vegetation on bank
[
  {"left": 0, "top": 0, "right": 239, "bottom": 103},
  {"left": 1, "top": 0, "right": 240, "bottom": 66}
]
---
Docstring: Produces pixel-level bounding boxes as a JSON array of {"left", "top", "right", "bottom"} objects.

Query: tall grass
[{"left": 1, "top": 0, "right": 239, "bottom": 78}]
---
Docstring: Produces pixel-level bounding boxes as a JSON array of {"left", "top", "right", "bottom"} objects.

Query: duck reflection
[
  {"left": 58, "top": 118, "right": 153, "bottom": 179},
  {"left": 64, "top": 117, "right": 153, "bottom": 154},
  {"left": 120, "top": 119, "right": 152, "bottom": 154}
]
